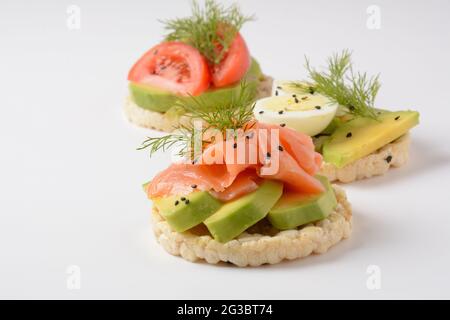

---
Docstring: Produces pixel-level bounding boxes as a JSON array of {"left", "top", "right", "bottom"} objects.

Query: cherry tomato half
[
  {"left": 211, "top": 32, "right": 251, "bottom": 88},
  {"left": 128, "top": 41, "right": 210, "bottom": 96}
]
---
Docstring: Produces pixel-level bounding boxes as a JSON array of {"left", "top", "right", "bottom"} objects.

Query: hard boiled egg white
[
  {"left": 272, "top": 80, "right": 347, "bottom": 117},
  {"left": 254, "top": 93, "right": 338, "bottom": 136}
]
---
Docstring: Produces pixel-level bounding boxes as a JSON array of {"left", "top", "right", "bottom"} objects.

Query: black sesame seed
[
  {"left": 266, "top": 152, "right": 271, "bottom": 158},
  {"left": 301, "top": 96, "right": 308, "bottom": 100},
  {"left": 259, "top": 110, "right": 264, "bottom": 114},
  {"left": 349, "top": 105, "right": 355, "bottom": 111},
  {"left": 180, "top": 197, "right": 186, "bottom": 201},
  {"left": 191, "top": 184, "right": 197, "bottom": 189},
  {"left": 233, "top": 142, "right": 237, "bottom": 149},
  {"left": 278, "top": 145, "right": 284, "bottom": 151},
  {"left": 292, "top": 94, "right": 297, "bottom": 98},
  {"left": 395, "top": 116, "right": 400, "bottom": 120},
  {"left": 185, "top": 199, "right": 190, "bottom": 204},
  {"left": 275, "top": 90, "right": 279, "bottom": 96},
  {"left": 315, "top": 106, "right": 321, "bottom": 110},
  {"left": 277, "top": 86, "right": 282, "bottom": 90},
  {"left": 385, "top": 155, "right": 393, "bottom": 163},
  {"left": 174, "top": 200, "right": 179, "bottom": 206},
  {"left": 346, "top": 132, "right": 352, "bottom": 138},
  {"left": 280, "top": 123, "right": 286, "bottom": 127},
  {"left": 309, "top": 87, "right": 315, "bottom": 94},
  {"left": 278, "top": 110, "right": 284, "bottom": 114},
  {"left": 294, "top": 97, "right": 299, "bottom": 103}
]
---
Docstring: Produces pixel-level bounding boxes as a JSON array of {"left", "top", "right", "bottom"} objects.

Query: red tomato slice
[
  {"left": 128, "top": 42, "right": 210, "bottom": 96},
  {"left": 212, "top": 32, "right": 251, "bottom": 88}
]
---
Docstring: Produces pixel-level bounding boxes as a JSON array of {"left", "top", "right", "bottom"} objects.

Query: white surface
[{"left": 1, "top": 0, "right": 450, "bottom": 299}]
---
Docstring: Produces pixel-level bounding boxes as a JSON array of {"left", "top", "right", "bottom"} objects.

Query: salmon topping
[{"left": 147, "top": 122, "right": 324, "bottom": 200}]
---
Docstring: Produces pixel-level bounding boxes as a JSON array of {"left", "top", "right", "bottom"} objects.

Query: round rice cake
[
  {"left": 124, "top": 75, "right": 274, "bottom": 132},
  {"left": 320, "top": 134, "right": 411, "bottom": 183},
  {"left": 150, "top": 184, "right": 352, "bottom": 267}
]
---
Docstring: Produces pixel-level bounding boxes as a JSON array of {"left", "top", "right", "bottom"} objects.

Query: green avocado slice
[
  {"left": 313, "top": 135, "right": 330, "bottom": 153},
  {"left": 153, "top": 191, "right": 222, "bottom": 233},
  {"left": 129, "top": 58, "right": 263, "bottom": 113},
  {"left": 129, "top": 83, "right": 179, "bottom": 113},
  {"left": 322, "top": 110, "right": 419, "bottom": 168},
  {"left": 204, "top": 180, "right": 283, "bottom": 243},
  {"left": 268, "top": 176, "right": 337, "bottom": 230}
]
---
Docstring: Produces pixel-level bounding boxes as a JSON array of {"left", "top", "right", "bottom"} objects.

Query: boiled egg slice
[
  {"left": 272, "top": 80, "right": 315, "bottom": 97},
  {"left": 253, "top": 93, "right": 338, "bottom": 136}
]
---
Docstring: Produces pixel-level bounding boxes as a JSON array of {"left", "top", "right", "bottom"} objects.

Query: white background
[{"left": 1, "top": 0, "right": 450, "bottom": 299}]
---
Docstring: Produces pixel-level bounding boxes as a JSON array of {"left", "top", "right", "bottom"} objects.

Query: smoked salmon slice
[
  {"left": 147, "top": 122, "right": 325, "bottom": 200},
  {"left": 210, "top": 170, "right": 261, "bottom": 202}
]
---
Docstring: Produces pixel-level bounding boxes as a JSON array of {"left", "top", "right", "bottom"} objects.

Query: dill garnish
[
  {"left": 291, "top": 50, "right": 380, "bottom": 119},
  {"left": 137, "top": 125, "right": 195, "bottom": 158},
  {"left": 163, "top": 0, "right": 254, "bottom": 65},
  {"left": 183, "top": 81, "right": 256, "bottom": 132},
  {"left": 137, "top": 82, "right": 255, "bottom": 158}
]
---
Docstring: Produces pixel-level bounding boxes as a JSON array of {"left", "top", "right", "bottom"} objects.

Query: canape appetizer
[
  {"left": 125, "top": 0, "right": 272, "bottom": 132},
  {"left": 254, "top": 51, "right": 420, "bottom": 183},
  {"left": 139, "top": 86, "right": 352, "bottom": 267}
]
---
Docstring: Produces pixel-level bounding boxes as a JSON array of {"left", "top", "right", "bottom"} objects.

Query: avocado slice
[
  {"left": 268, "top": 176, "right": 337, "bottom": 230},
  {"left": 153, "top": 191, "right": 222, "bottom": 233},
  {"left": 313, "top": 116, "right": 349, "bottom": 152},
  {"left": 313, "top": 135, "right": 331, "bottom": 153},
  {"left": 321, "top": 117, "right": 346, "bottom": 135},
  {"left": 129, "top": 83, "right": 179, "bottom": 113},
  {"left": 129, "top": 58, "right": 263, "bottom": 113},
  {"left": 323, "top": 110, "right": 419, "bottom": 168},
  {"left": 204, "top": 180, "right": 283, "bottom": 243}
]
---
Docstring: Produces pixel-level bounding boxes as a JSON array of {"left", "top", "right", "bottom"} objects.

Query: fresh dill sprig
[
  {"left": 163, "top": 0, "right": 254, "bottom": 65},
  {"left": 183, "top": 81, "right": 256, "bottom": 132},
  {"left": 137, "top": 81, "right": 255, "bottom": 158},
  {"left": 137, "top": 124, "right": 198, "bottom": 158},
  {"left": 292, "top": 50, "right": 380, "bottom": 119},
  {"left": 137, "top": 132, "right": 187, "bottom": 157}
]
